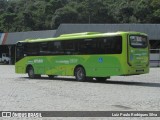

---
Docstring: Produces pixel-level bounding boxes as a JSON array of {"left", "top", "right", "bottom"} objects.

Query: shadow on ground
[{"left": 19, "top": 76, "right": 160, "bottom": 88}]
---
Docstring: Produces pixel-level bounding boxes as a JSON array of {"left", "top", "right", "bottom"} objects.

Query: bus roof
[{"left": 18, "top": 31, "right": 147, "bottom": 43}]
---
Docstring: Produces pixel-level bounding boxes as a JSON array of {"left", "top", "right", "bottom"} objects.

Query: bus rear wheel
[{"left": 74, "top": 67, "right": 86, "bottom": 82}]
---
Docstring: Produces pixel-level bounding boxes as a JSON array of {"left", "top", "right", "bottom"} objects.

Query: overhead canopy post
[{"left": 8, "top": 45, "right": 12, "bottom": 65}]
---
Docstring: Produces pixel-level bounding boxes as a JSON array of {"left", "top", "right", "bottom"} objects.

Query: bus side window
[
  {"left": 48, "top": 42, "right": 55, "bottom": 54},
  {"left": 115, "top": 36, "right": 122, "bottom": 53},
  {"left": 79, "top": 39, "right": 97, "bottom": 54},
  {"left": 16, "top": 43, "right": 26, "bottom": 61},
  {"left": 63, "top": 40, "right": 76, "bottom": 55},
  {"left": 54, "top": 41, "right": 64, "bottom": 55},
  {"left": 40, "top": 42, "right": 49, "bottom": 55},
  {"left": 98, "top": 36, "right": 122, "bottom": 54},
  {"left": 25, "top": 43, "right": 39, "bottom": 56}
]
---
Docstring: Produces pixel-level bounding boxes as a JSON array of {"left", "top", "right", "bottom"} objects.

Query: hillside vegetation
[{"left": 0, "top": 0, "right": 160, "bottom": 32}]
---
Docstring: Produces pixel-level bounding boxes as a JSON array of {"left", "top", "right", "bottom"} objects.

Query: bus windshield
[{"left": 129, "top": 35, "right": 147, "bottom": 48}]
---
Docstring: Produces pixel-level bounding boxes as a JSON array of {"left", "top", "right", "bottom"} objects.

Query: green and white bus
[{"left": 15, "top": 31, "right": 149, "bottom": 81}]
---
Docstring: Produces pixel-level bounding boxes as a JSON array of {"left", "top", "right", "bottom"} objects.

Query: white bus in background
[{"left": 0, "top": 53, "right": 10, "bottom": 64}]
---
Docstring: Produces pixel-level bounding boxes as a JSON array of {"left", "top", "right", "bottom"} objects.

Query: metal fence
[{"left": 150, "top": 49, "right": 160, "bottom": 67}]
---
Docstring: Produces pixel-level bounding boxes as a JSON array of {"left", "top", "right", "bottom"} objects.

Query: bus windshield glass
[{"left": 129, "top": 35, "right": 147, "bottom": 48}]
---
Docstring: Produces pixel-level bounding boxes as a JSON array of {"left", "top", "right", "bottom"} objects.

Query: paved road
[{"left": 0, "top": 65, "right": 160, "bottom": 119}]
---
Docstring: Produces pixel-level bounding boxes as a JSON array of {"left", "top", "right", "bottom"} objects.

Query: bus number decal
[{"left": 34, "top": 59, "right": 44, "bottom": 63}]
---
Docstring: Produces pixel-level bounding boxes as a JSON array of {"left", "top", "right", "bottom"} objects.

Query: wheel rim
[
  {"left": 76, "top": 68, "right": 84, "bottom": 80},
  {"left": 28, "top": 67, "right": 34, "bottom": 78}
]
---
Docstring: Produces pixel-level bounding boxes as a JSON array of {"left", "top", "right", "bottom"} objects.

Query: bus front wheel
[
  {"left": 28, "top": 66, "right": 35, "bottom": 79},
  {"left": 27, "top": 66, "right": 41, "bottom": 79},
  {"left": 74, "top": 67, "right": 86, "bottom": 82}
]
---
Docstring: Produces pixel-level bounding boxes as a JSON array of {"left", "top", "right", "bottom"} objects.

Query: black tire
[
  {"left": 27, "top": 66, "right": 41, "bottom": 79},
  {"left": 74, "top": 67, "right": 86, "bottom": 82},
  {"left": 27, "top": 66, "right": 35, "bottom": 79}
]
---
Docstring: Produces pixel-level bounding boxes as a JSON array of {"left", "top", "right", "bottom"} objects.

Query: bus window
[
  {"left": 40, "top": 42, "right": 49, "bottom": 55},
  {"left": 48, "top": 42, "right": 55, "bottom": 54},
  {"left": 53, "top": 41, "right": 64, "bottom": 55},
  {"left": 63, "top": 41, "right": 76, "bottom": 55},
  {"left": 129, "top": 35, "right": 147, "bottom": 48},
  {"left": 25, "top": 43, "right": 39, "bottom": 56},
  {"left": 98, "top": 36, "right": 122, "bottom": 54},
  {"left": 79, "top": 39, "right": 97, "bottom": 54},
  {"left": 16, "top": 43, "right": 24, "bottom": 61}
]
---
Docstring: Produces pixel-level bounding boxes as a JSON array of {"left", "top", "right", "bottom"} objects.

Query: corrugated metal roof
[
  {"left": 55, "top": 24, "right": 160, "bottom": 40},
  {"left": 1, "top": 24, "right": 160, "bottom": 45},
  {"left": 2, "top": 30, "right": 56, "bottom": 45}
]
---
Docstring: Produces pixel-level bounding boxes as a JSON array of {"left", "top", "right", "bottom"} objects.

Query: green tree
[
  {"left": 0, "top": 0, "right": 8, "bottom": 13},
  {"left": 0, "top": 13, "right": 16, "bottom": 32},
  {"left": 150, "top": 0, "right": 160, "bottom": 23},
  {"left": 1, "top": 0, "right": 160, "bottom": 32},
  {"left": 52, "top": 6, "right": 78, "bottom": 28}
]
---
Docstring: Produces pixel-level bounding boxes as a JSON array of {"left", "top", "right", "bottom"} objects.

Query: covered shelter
[{"left": 0, "top": 30, "right": 56, "bottom": 64}]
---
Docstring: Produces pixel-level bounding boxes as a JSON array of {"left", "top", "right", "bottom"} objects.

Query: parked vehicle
[
  {"left": 0, "top": 53, "right": 10, "bottom": 64},
  {"left": 15, "top": 31, "right": 150, "bottom": 81}
]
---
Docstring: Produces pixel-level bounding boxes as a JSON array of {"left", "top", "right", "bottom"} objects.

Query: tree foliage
[{"left": 0, "top": 0, "right": 160, "bottom": 32}]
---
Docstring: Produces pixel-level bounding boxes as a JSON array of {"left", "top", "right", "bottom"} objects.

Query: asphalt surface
[{"left": 0, "top": 65, "right": 160, "bottom": 120}]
